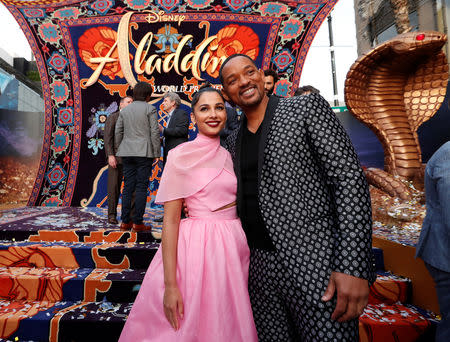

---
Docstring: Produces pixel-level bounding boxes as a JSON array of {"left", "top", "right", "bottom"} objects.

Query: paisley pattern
[
  {"left": 186, "top": 0, "right": 212, "bottom": 9},
  {"left": 156, "top": 0, "right": 180, "bottom": 12}
]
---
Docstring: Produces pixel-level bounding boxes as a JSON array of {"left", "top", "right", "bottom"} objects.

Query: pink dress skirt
[{"left": 118, "top": 206, "right": 258, "bottom": 342}]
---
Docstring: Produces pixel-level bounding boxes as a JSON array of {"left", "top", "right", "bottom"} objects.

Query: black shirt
[{"left": 240, "top": 121, "right": 275, "bottom": 251}]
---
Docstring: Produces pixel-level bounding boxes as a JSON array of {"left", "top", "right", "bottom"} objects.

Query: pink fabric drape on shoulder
[{"left": 155, "top": 134, "right": 230, "bottom": 204}]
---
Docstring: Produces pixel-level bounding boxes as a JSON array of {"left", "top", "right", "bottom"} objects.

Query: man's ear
[{"left": 222, "top": 90, "right": 230, "bottom": 102}]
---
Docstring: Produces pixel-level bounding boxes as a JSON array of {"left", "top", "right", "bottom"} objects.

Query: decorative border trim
[{"left": 292, "top": 0, "right": 338, "bottom": 92}]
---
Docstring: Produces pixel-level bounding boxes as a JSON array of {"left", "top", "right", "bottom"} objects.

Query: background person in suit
[
  {"left": 160, "top": 92, "right": 189, "bottom": 165},
  {"left": 220, "top": 54, "right": 374, "bottom": 341},
  {"left": 115, "top": 82, "right": 160, "bottom": 232},
  {"left": 104, "top": 95, "right": 133, "bottom": 224},
  {"left": 416, "top": 141, "right": 450, "bottom": 342}
]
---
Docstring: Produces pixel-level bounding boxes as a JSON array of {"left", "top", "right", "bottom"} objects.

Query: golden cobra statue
[{"left": 344, "top": 31, "right": 448, "bottom": 200}]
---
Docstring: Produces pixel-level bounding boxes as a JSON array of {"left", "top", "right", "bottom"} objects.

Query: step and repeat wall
[{"left": 0, "top": 0, "right": 337, "bottom": 207}]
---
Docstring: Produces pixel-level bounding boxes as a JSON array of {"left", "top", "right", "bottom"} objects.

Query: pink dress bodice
[
  {"left": 185, "top": 154, "right": 237, "bottom": 218},
  {"left": 155, "top": 134, "right": 238, "bottom": 219}
]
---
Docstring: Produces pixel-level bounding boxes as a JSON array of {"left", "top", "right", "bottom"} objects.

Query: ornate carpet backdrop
[{"left": 1, "top": 0, "right": 337, "bottom": 207}]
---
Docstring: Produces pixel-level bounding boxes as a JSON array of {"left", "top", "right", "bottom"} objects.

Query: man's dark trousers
[
  {"left": 107, "top": 164, "right": 123, "bottom": 220},
  {"left": 121, "top": 157, "right": 152, "bottom": 225}
]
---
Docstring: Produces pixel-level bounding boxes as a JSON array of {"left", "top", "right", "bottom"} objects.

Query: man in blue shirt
[{"left": 416, "top": 141, "right": 450, "bottom": 342}]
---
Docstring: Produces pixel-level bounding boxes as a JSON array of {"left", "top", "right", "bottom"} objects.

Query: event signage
[
  {"left": 85, "top": 11, "right": 247, "bottom": 88},
  {"left": 0, "top": 0, "right": 337, "bottom": 207}
]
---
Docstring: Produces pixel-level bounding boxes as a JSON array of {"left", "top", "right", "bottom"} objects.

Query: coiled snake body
[{"left": 345, "top": 31, "right": 448, "bottom": 199}]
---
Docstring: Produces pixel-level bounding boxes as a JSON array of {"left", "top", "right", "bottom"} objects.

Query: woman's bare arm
[{"left": 161, "top": 199, "right": 184, "bottom": 330}]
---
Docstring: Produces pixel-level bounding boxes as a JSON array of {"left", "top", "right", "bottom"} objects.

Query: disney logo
[{"left": 146, "top": 10, "right": 186, "bottom": 26}]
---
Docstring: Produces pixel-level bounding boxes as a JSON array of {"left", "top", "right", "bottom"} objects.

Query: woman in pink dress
[{"left": 119, "top": 88, "right": 258, "bottom": 342}]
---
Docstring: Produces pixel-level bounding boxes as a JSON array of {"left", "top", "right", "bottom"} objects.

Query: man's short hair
[
  {"left": 264, "top": 69, "right": 279, "bottom": 83},
  {"left": 120, "top": 96, "right": 132, "bottom": 104},
  {"left": 163, "top": 92, "right": 181, "bottom": 108},
  {"left": 133, "top": 82, "right": 153, "bottom": 101},
  {"left": 219, "top": 54, "right": 257, "bottom": 85},
  {"left": 294, "top": 85, "right": 320, "bottom": 96}
]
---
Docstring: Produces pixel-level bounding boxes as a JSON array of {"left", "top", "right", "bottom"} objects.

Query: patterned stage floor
[{"left": 0, "top": 205, "right": 439, "bottom": 342}]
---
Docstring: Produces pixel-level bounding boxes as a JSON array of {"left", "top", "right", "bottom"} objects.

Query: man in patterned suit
[{"left": 220, "top": 54, "right": 375, "bottom": 341}]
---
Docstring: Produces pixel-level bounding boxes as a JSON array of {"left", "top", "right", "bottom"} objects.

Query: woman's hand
[{"left": 163, "top": 285, "right": 184, "bottom": 330}]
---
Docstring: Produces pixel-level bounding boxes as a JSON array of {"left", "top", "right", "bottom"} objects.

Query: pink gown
[{"left": 119, "top": 134, "right": 258, "bottom": 342}]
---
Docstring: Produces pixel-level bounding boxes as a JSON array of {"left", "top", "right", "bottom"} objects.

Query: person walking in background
[
  {"left": 416, "top": 141, "right": 450, "bottom": 342},
  {"left": 295, "top": 85, "right": 321, "bottom": 96},
  {"left": 115, "top": 82, "right": 160, "bottom": 232},
  {"left": 119, "top": 87, "right": 258, "bottom": 342},
  {"left": 160, "top": 92, "right": 189, "bottom": 165},
  {"left": 220, "top": 54, "right": 374, "bottom": 342},
  {"left": 263, "top": 69, "right": 278, "bottom": 96},
  {"left": 104, "top": 95, "right": 133, "bottom": 224}
]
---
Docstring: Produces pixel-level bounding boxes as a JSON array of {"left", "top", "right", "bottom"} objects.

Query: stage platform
[
  {"left": 370, "top": 194, "right": 440, "bottom": 314},
  {"left": 0, "top": 206, "right": 441, "bottom": 342}
]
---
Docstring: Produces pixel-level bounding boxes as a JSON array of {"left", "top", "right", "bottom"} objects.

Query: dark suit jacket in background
[
  {"left": 104, "top": 110, "right": 123, "bottom": 218},
  {"left": 104, "top": 111, "right": 121, "bottom": 164},
  {"left": 226, "top": 94, "right": 375, "bottom": 306},
  {"left": 220, "top": 106, "right": 239, "bottom": 146},
  {"left": 163, "top": 108, "right": 189, "bottom": 163}
]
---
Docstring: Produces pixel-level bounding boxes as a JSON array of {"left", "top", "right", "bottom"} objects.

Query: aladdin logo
[{"left": 84, "top": 11, "right": 224, "bottom": 87}]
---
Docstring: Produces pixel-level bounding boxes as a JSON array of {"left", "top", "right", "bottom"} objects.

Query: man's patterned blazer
[{"left": 226, "top": 93, "right": 376, "bottom": 306}]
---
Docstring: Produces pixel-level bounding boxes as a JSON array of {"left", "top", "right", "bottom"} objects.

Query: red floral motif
[
  {"left": 42, "top": 196, "right": 62, "bottom": 207},
  {"left": 206, "top": 24, "right": 260, "bottom": 78},
  {"left": 213, "top": 5, "right": 223, "bottom": 11},
  {"left": 78, "top": 26, "right": 131, "bottom": 80}
]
